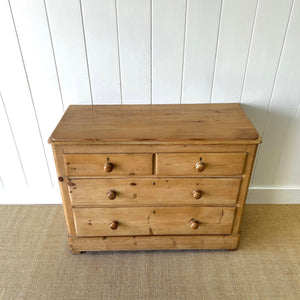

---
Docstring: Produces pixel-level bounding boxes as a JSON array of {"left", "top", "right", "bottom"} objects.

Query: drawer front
[
  {"left": 156, "top": 153, "right": 246, "bottom": 176},
  {"left": 73, "top": 207, "right": 236, "bottom": 236},
  {"left": 64, "top": 154, "right": 153, "bottom": 177},
  {"left": 69, "top": 178, "right": 241, "bottom": 206}
]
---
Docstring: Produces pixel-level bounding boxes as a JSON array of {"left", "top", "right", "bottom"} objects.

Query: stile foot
[{"left": 70, "top": 248, "right": 82, "bottom": 254}]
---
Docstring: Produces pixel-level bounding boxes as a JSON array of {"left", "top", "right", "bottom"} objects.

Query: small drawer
[
  {"left": 73, "top": 206, "right": 236, "bottom": 236},
  {"left": 156, "top": 153, "right": 247, "bottom": 176},
  {"left": 68, "top": 178, "right": 241, "bottom": 206},
  {"left": 64, "top": 153, "right": 153, "bottom": 177}
]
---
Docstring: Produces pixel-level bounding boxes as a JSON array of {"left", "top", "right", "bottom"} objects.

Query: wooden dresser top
[{"left": 48, "top": 104, "right": 260, "bottom": 144}]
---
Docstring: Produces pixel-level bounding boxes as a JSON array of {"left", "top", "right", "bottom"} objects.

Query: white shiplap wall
[{"left": 0, "top": 0, "right": 299, "bottom": 204}]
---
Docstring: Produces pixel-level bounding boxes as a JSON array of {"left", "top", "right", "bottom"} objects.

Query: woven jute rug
[{"left": 0, "top": 205, "right": 299, "bottom": 299}]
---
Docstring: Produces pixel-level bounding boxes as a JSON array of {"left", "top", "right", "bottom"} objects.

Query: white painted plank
[
  {"left": 0, "top": 0, "right": 52, "bottom": 188},
  {"left": 117, "top": 0, "right": 151, "bottom": 104},
  {"left": 275, "top": 104, "right": 300, "bottom": 187},
  {"left": 45, "top": 0, "right": 91, "bottom": 107},
  {"left": 211, "top": 0, "right": 257, "bottom": 102},
  {"left": 252, "top": 0, "right": 299, "bottom": 187},
  {"left": 81, "top": 0, "right": 121, "bottom": 104},
  {"left": 152, "top": 0, "right": 186, "bottom": 104},
  {"left": 0, "top": 92, "right": 26, "bottom": 189},
  {"left": 241, "top": 0, "right": 294, "bottom": 134},
  {"left": 10, "top": 0, "right": 64, "bottom": 188},
  {"left": 182, "top": 0, "right": 222, "bottom": 103}
]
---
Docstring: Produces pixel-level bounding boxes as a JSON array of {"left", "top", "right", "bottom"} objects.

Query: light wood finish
[
  {"left": 109, "top": 220, "right": 118, "bottom": 230},
  {"left": 103, "top": 162, "right": 113, "bottom": 173},
  {"left": 49, "top": 104, "right": 259, "bottom": 144},
  {"left": 54, "top": 139, "right": 261, "bottom": 146},
  {"left": 190, "top": 219, "right": 200, "bottom": 229},
  {"left": 156, "top": 153, "right": 246, "bottom": 176},
  {"left": 68, "top": 178, "right": 241, "bottom": 206},
  {"left": 192, "top": 190, "right": 202, "bottom": 200},
  {"left": 68, "top": 234, "right": 240, "bottom": 252},
  {"left": 63, "top": 144, "right": 249, "bottom": 153},
  {"left": 48, "top": 104, "right": 261, "bottom": 252},
  {"left": 51, "top": 145, "right": 76, "bottom": 235},
  {"left": 64, "top": 153, "right": 153, "bottom": 177},
  {"left": 107, "top": 190, "right": 117, "bottom": 200},
  {"left": 73, "top": 207, "right": 236, "bottom": 236},
  {"left": 232, "top": 144, "right": 258, "bottom": 234},
  {"left": 195, "top": 161, "right": 205, "bottom": 172}
]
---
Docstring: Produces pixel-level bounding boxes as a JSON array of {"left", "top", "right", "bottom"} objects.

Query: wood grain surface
[
  {"left": 156, "top": 152, "right": 247, "bottom": 176},
  {"left": 68, "top": 178, "right": 241, "bottom": 206},
  {"left": 49, "top": 104, "right": 260, "bottom": 143},
  {"left": 69, "top": 234, "right": 240, "bottom": 252},
  {"left": 64, "top": 153, "right": 153, "bottom": 176},
  {"left": 73, "top": 206, "right": 236, "bottom": 236},
  {"left": 48, "top": 103, "right": 261, "bottom": 251}
]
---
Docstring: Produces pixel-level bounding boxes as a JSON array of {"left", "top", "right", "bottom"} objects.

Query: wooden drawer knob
[
  {"left": 195, "top": 161, "right": 205, "bottom": 172},
  {"left": 192, "top": 190, "right": 202, "bottom": 199},
  {"left": 107, "top": 190, "right": 117, "bottom": 200},
  {"left": 190, "top": 219, "right": 200, "bottom": 230},
  {"left": 104, "top": 162, "right": 113, "bottom": 173},
  {"left": 110, "top": 220, "right": 118, "bottom": 230}
]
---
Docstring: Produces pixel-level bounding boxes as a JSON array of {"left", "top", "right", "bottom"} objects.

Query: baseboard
[
  {"left": 247, "top": 188, "right": 300, "bottom": 204},
  {"left": 0, "top": 187, "right": 299, "bottom": 205},
  {"left": 0, "top": 188, "right": 61, "bottom": 204}
]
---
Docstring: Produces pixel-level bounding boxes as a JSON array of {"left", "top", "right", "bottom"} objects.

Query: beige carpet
[{"left": 0, "top": 205, "right": 299, "bottom": 299}]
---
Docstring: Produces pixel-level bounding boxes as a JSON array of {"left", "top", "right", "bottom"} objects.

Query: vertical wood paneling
[
  {"left": 253, "top": 0, "right": 300, "bottom": 186},
  {"left": 0, "top": 0, "right": 52, "bottom": 187},
  {"left": 211, "top": 0, "right": 257, "bottom": 102},
  {"left": 0, "top": 92, "right": 26, "bottom": 188},
  {"left": 117, "top": 0, "right": 151, "bottom": 104},
  {"left": 182, "top": 0, "right": 222, "bottom": 103},
  {"left": 10, "top": 0, "right": 64, "bottom": 187},
  {"left": 152, "top": 0, "right": 186, "bottom": 104},
  {"left": 45, "top": 0, "right": 91, "bottom": 107},
  {"left": 81, "top": 0, "right": 121, "bottom": 104},
  {"left": 241, "top": 0, "right": 294, "bottom": 134},
  {"left": 1, "top": 0, "right": 300, "bottom": 203},
  {"left": 276, "top": 104, "right": 300, "bottom": 186}
]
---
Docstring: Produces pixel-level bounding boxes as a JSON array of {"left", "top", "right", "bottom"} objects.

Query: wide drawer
[
  {"left": 64, "top": 153, "right": 153, "bottom": 177},
  {"left": 73, "top": 206, "right": 236, "bottom": 236},
  {"left": 156, "top": 153, "right": 247, "bottom": 176},
  {"left": 68, "top": 178, "right": 241, "bottom": 206}
]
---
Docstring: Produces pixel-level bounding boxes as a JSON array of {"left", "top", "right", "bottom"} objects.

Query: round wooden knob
[
  {"left": 193, "top": 190, "right": 202, "bottom": 199},
  {"left": 190, "top": 219, "right": 199, "bottom": 230},
  {"left": 195, "top": 162, "right": 205, "bottom": 172},
  {"left": 110, "top": 220, "right": 118, "bottom": 230},
  {"left": 107, "top": 190, "right": 117, "bottom": 200},
  {"left": 104, "top": 162, "right": 113, "bottom": 173}
]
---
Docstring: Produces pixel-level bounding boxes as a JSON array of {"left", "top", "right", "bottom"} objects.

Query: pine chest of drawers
[{"left": 48, "top": 104, "right": 261, "bottom": 253}]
